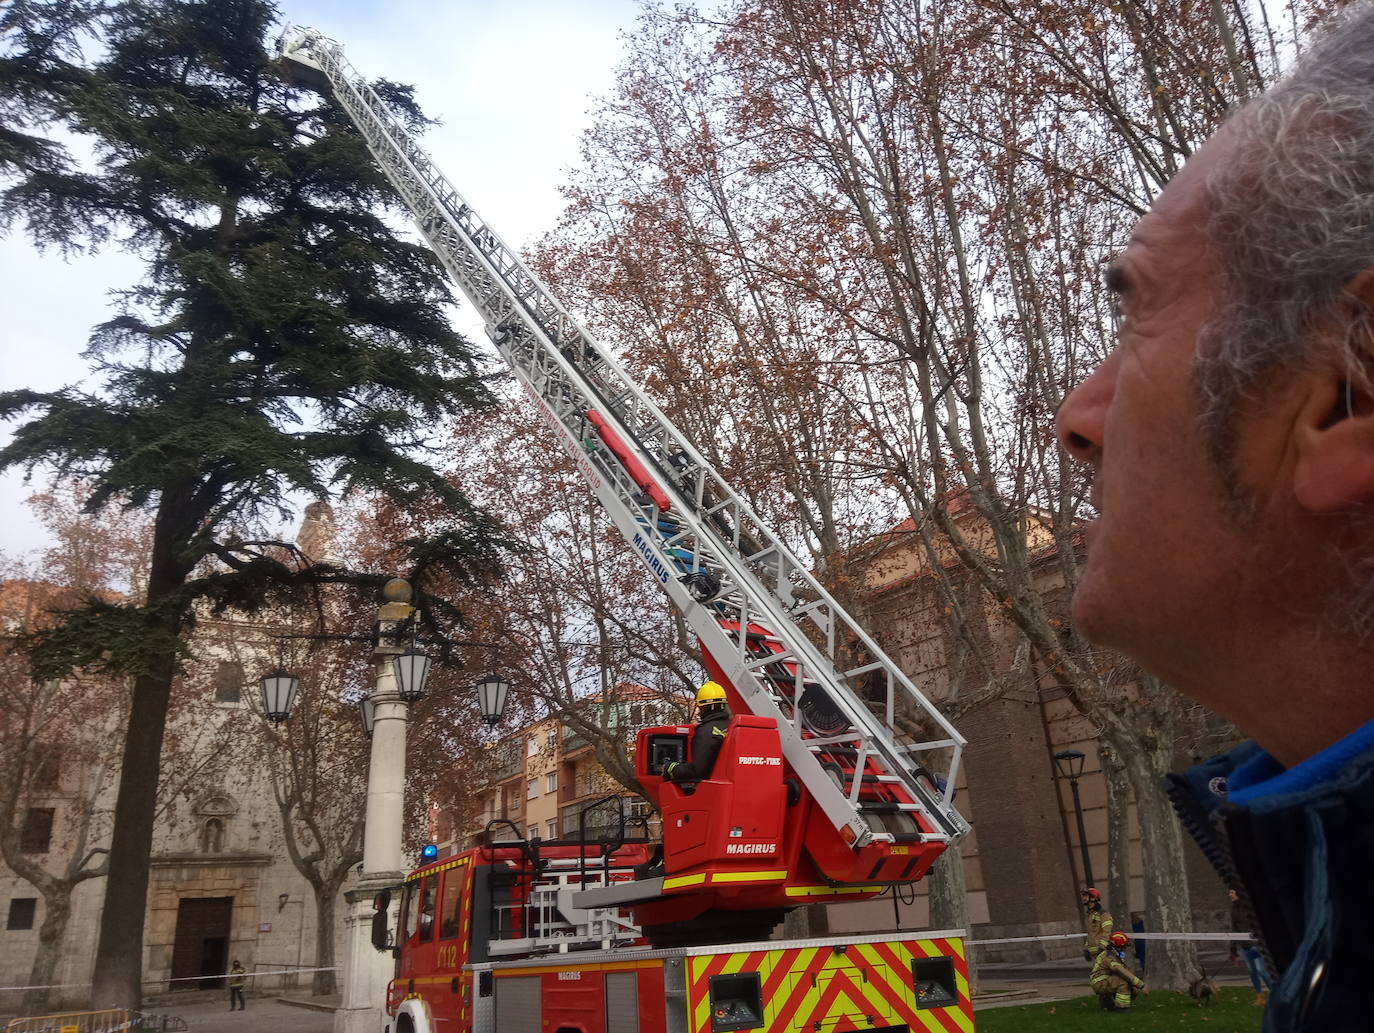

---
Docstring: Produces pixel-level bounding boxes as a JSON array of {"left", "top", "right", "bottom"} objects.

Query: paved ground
[
  {"left": 6, "top": 950, "right": 1256, "bottom": 1029},
  {"left": 140, "top": 995, "right": 337, "bottom": 1033}
]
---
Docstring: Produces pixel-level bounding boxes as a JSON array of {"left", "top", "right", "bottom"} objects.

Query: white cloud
[{"left": 0, "top": 0, "right": 642, "bottom": 559}]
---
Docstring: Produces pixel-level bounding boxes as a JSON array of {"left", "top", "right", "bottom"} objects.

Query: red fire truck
[
  {"left": 276, "top": 25, "right": 977, "bottom": 1033},
  {"left": 384, "top": 757, "right": 972, "bottom": 1033}
]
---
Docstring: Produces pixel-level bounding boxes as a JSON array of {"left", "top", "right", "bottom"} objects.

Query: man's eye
[{"left": 1110, "top": 298, "right": 1128, "bottom": 332}]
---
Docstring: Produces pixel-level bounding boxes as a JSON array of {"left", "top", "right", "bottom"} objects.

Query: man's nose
[{"left": 1056, "top": 358, "right": 1115, "bottom": 464}]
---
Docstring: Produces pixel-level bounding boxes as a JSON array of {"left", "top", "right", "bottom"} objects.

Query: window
[
  {"left": 546, "top": 727, "right": 557, "bottom": 750},
  {"left": 528, "top": 825, "right": 540, "bottom": 841},
  {"left": 527, "top": 738, "right": 539, "bottom": 757},
  {"left": 417, "top": 875, "right": 437, "bottom": 943},
  {"left": 20, "top": 808, "right": 53, "bottom": 854},
  {"left": 527, "top": 778, "right": 537, "bottom": 800},
  {"left": 398, "top": 881, "right": 415, "bottom": 945},
  {"left": 439, "top": 870, "right": 463, "bottom": 940},
  {"left": 32, "top": 754, "right": 59, "bottom": 789},
  {"left": 545, "top": 771, "right": 557, "bottom": 795},
  {"left": 212, "top": 660, "right": 244, "bottom": 703},
  {"left": 546, "top": 819, "right": 558, "bottom": 840},
  {"left": 7, "top": 898, "right": 36, "bottom": 931}
]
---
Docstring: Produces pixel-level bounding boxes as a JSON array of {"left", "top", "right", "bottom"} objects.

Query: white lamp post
[{"left": 337, "top": 578, "right": 418, "bottom": 1033}]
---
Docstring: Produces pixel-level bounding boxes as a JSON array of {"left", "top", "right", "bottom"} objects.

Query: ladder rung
[{"left": 279, "top": 23, "right": 969, "bottom": 861}]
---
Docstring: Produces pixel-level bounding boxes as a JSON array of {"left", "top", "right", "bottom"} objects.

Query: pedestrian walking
[
  {"left": 1229, "top": 889, "right": 1274, "bottom": 1006},
  {"left": 229, "top": 959, "right": 246, "bottom": 1011}
]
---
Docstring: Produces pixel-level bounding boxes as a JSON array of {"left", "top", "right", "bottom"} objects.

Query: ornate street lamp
[
  {"left": 394, "top": 652, "right": 432, "bottom": 703},
  {"left": 475, "top": 675, "right": 510, "bottom": 726},
  {"left": 259, "top": 669, "right": 299, "bottom": 724},
  {"left": 359, "top": 695, "right": 376, "bottom": 738},
  {"left": 1054, "top": 748, "right": 1095, "bottom": 890}
]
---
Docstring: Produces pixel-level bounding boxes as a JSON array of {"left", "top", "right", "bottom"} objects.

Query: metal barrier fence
[
  {"left": 4, "top": 1011, "right": 187, "bottom": 1033},
  {"left": 6, "top": 1009, "right": 133, "bottom": 1033}
]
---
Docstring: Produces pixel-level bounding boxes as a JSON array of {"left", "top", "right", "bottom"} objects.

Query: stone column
[{"left": 334, "top": 581, "right": 415, "bottom": 1033}]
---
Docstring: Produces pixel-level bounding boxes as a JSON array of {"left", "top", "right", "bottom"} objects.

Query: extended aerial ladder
[{"left": 276, "top": 27, "right": 968, "bottom": 914}]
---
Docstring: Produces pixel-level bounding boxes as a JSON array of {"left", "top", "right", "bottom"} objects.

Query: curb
[
  {"left": 976, "top": 989, "right": 1041, "bottom": 1002},
  {"left": 276, "top": 997, "right": 339, "bottom": 1013}
]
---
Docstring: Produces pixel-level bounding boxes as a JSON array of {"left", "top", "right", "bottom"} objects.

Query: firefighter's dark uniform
[
  {"left": 664, "top": 710, "right": 729, "bottom": 782},
  {"left": 1090, "top": 945, "right": 1144, "bottom": 1011}
]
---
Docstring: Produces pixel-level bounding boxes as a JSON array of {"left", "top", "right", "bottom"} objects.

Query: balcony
[
  {"left": 562, "top": 724, "right": 591, "bottom": 754},
  {"left": 488, "top": 741, "right": 523, "bottom": 782}
]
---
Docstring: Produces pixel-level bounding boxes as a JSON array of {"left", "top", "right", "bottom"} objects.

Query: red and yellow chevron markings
[{"left": 687, "top": 936, "right": 973, "bottom": 1033}]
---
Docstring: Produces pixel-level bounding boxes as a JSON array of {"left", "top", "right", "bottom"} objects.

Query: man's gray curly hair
[
  {"left": 1195, "top": 2, "right": 1374, "bottom": 638},
  {"left": 1198, "top": 2, "right": 1374, "bottom": 485}
]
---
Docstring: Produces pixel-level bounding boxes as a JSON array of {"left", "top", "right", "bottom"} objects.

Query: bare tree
[{"left": 524, "top": 0, "right": 1336, "bottom": 988}]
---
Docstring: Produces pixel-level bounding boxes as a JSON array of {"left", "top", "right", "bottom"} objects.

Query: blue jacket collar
[{"left": 1227, "top": 718, "right": 1374, "bottom": 807}]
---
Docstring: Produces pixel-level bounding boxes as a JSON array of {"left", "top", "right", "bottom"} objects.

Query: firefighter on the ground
[
  {"left": 1081, "top": 886, "right": 1114, "bottom": 961},
  {"left": 1090, "top": 931, "right": 1146, "bottom": 1011},
  {"left": 663, "top": 681, "right": 730, "bottom": 782}
]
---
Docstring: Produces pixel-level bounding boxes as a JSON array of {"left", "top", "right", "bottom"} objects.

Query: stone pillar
[
  {"left": 363, "top": 691, "right": 408, "bottom": 873},
  {"left": 334, "top": 580, "right": 415, "bottom": 1033},
  {"left": 333, "top": 874, "right": 404, "bottom": 1033}
]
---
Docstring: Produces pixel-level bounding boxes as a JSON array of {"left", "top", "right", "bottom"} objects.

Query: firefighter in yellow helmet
[
  {"left": 663, "top": 681, "right": 731, "bottom": 782},
  {"left": 1090, "top": 931, "right": 1146, "bottom": 1012}
]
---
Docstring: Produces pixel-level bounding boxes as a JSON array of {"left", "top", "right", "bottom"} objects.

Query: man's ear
[
  {"left": 1293, "top": 270, "right": 1374, "bottom": 512},
  {"left": 1292, "top": 377, "right": 1374, "bottom": 511}
]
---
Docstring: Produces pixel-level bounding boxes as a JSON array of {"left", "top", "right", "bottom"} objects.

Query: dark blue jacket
[{"left": 1166, "top": 720, "right": 1374, "bottom": 1032}]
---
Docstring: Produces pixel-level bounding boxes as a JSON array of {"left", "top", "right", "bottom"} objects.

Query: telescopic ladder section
[{"left": 276, "top": 26, "right": 968, "bottom": 858}]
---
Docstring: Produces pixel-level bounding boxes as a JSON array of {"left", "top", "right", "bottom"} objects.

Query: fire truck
[{"left": 276, "top": 26, "right": 976, "bottom": 1033}]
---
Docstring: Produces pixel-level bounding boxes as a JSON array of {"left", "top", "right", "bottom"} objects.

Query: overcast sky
[{"left": 0, "top": 0, "right": 643, "bottom": 560}]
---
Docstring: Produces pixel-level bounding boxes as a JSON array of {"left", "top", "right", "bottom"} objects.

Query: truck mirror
[
  {"left": 371, "top": 909, "right": 391, "bottom": 952},
  {"left": 371, "top": 889, "right": 392, "bottom": 952}
]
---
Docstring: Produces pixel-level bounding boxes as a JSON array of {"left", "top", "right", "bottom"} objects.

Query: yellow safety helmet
[{"left": 696, "top": 681, "right": 728, "bottom": 705}]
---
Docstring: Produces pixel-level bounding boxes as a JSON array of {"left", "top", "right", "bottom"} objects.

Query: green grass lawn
[{"left": 975, "top": 987, "right": 1265, "bottom": 1032}]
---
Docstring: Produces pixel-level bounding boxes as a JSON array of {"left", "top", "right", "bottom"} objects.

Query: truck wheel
[{"left": 397, "top": 1016, "right": 415, "bottom": 1033}]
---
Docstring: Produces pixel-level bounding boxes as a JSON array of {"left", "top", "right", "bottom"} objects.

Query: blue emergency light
[{"left": 421, "top": 843, "right": 439, "bottom": 861}]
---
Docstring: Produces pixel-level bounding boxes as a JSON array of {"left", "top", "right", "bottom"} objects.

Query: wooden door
[{"left": 170, "top": 896, "right": 234, "bottom": 990}]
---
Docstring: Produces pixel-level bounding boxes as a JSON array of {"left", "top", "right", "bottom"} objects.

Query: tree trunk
[
  {"left": 90, "top": 662, "right": 175, "bottom": 1009},
  {"left": 22, "top": 885, "right": 73, "bottom": 1014},
  {"left": 1102, "top": 742, "right": 1132, "bottom": 923},
  {"left": 1117, "top": 733, "right": 1198, "bottom": 991},
  {"left": 90, "top": 491, "right": 193, "bottom": 1012},
  {"left": 312, "top": 879, "right": 340, "bottom": 997},
  {"left": 927, "top": 843, "right": 977, "bottom": 990}
]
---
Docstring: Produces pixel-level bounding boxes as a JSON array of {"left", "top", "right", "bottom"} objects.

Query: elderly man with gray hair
[{"left": 1055, "top": 5, "right": 1374, "bottom": 1031}]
